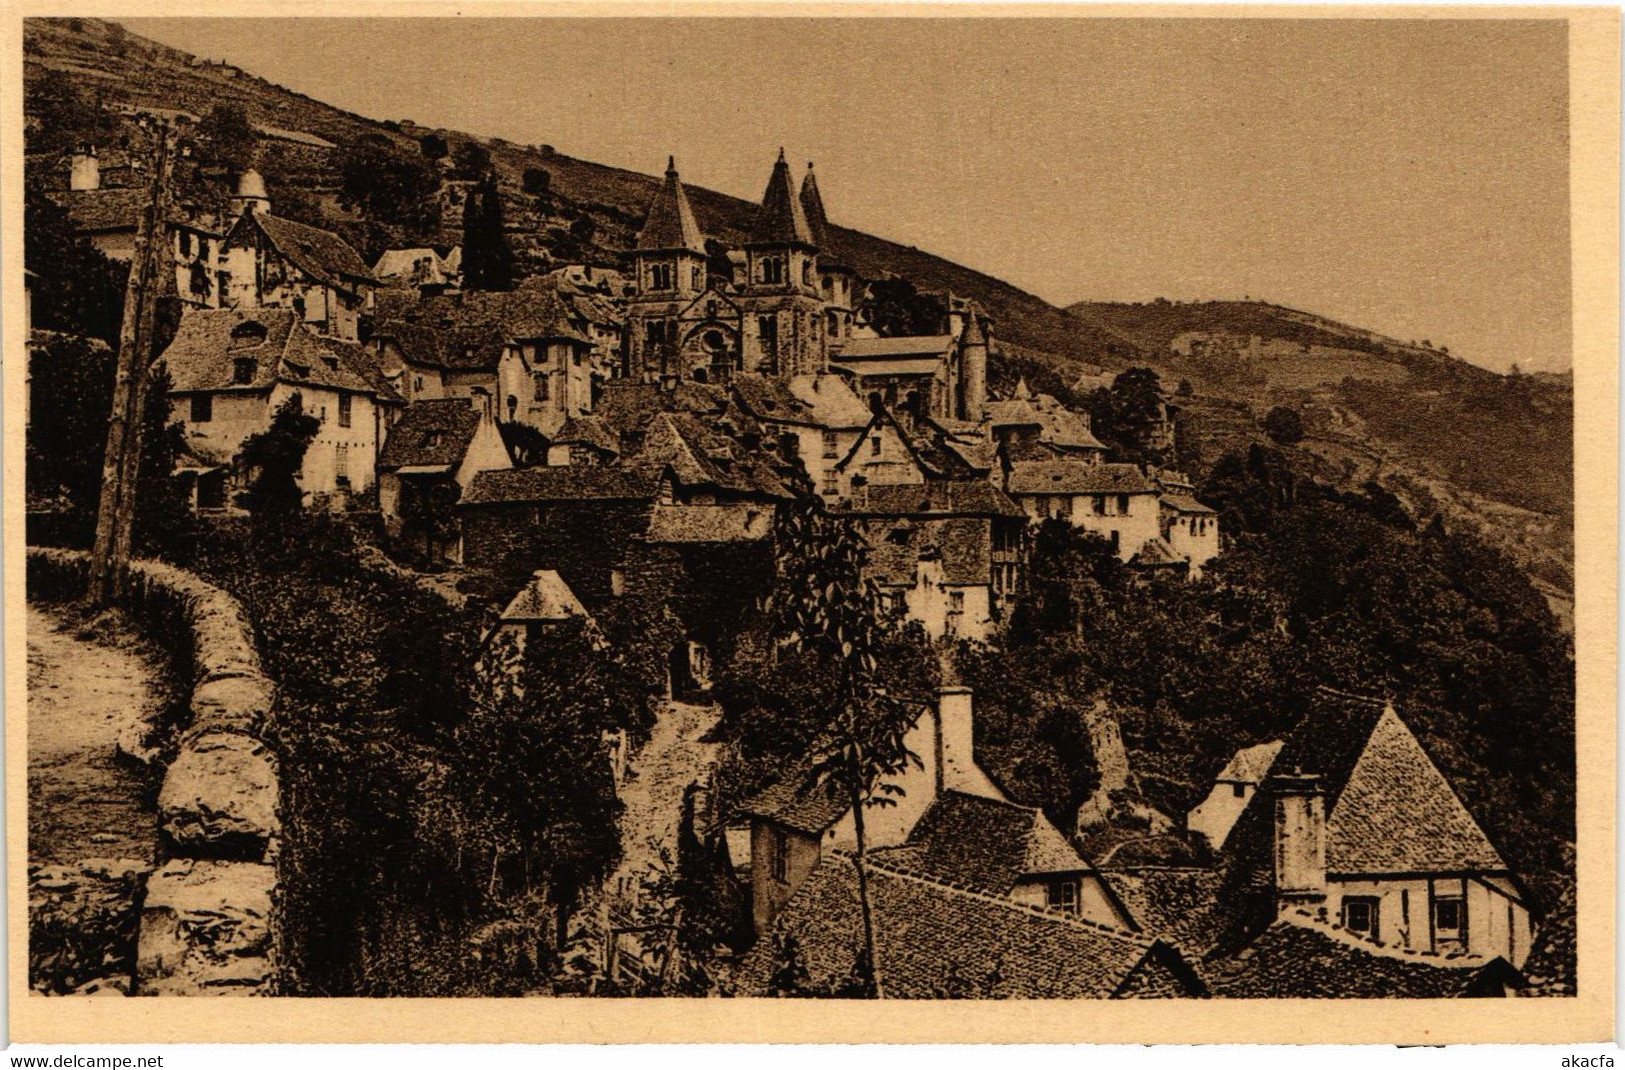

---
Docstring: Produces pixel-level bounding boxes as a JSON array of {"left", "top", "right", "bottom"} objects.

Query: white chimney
[
  {"left": 233, "top": 168, "right": 270, "bottom": 217},
  {"left": 936, "top": 687, "right": 977, "bottom": 796},
  {"left": 1270, "top": 771, "right": 1328, "bottom": 916},
  {"left": 70, "top": 145, "right": 100, "bottom": 191}
]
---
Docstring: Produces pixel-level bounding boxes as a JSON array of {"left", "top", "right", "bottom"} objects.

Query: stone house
[
  {"left": 1003, "top": 459, "right": 1161, "bottom": 561},
  {"left": 828, "top": 406, "right": 933, "bottom": 502},
  {"left": 1218, "top": 687, "right": 1535, "bottom": 967},
  {"left": 726, "top": 373, "right": 872, "bottom": 497},
  {"left": 158, "top": 308, "right": 401, "bottom": 504},
  {"left": 375, "top": 398, "right": 512, "bottom": 558},
  {"left": 217, "top": 171, "right": 377, "bottom": 342}
]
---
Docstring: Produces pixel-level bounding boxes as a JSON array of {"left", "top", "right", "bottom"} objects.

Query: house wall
[
  {"left": 1018, "top": 490, "right": 1161, "bottom": 562},
  {"left": 1188, "top": 780, "right": 1255, "bottom": 849},
  {"left": 460, "top": 497, "right": 654, "bottom": 600},
  {"left": 268, "top": 383, "right": 381, "bottom": 498},
  {"left": 828, "top": 704, "right": 941, "bottom": 852},
  {"left": 220, "top": 232, "right": 362, "bottom": 342},
  {"left": 177, "top": 390, "right": 271, "bottom": 468},
  {"left": 750, "top": 821, "right": 825, "bottom": 935},
  {"left": 1328, "top": 875, "right": 1531, "bottom": 967},
  {"left": 1165, "top": 512, "right": 1220, "bottom": 577},
  {"left": 88, "top": 231, "right": 138, "bottom": 262},
  {"left": 1009, "top": 873, "right": 1131, "bottom": 929}
]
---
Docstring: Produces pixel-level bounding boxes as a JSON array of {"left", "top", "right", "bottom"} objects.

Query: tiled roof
[
  {"left": 738, "top": 768, "right": 849, "bottom": 835},
  {"left": 1006, "top": 460, "right": 1157, "bottom": 496},
  {"left": 461, "top": 466, "right": 656, "bottom": 507},
  {"left": 730, "top": 373, "right": 872, "bottom": 429},
  {"left": 242, "top": 212, "right": 375, "bottom": 290},
  {"left": 735, "top": 853, "right": 1189, "bottom": 998},
  {"left": 986, "top": 398, "right": 1043, "bottom": 427},
  {"left": 637, "top": 158, "right": 706, "bottom": 254},
  {"left": 593, "top": 380, "right": 727, "bottom": 435},
  {"left": 1161, "top": 492, "right": 1217, "bottom": 515},
  {"left": 1208, "top": 914, "right": 1519, "bottom": 998},
  {"left": 373, "top": 247, "right": 454, "bottom": 285},
  {"left": 1031, "top": 397, "right": 1106, "bottom": 451},
  {"left": 750, "top": 150, "right": 816, "bottom": 246},
  {"left": 1224, "top": 688, "right": 1511, "bottom": 881},
  {"left": 1213, "top": 740, "right": 1284, "bottom": 785},
  {"left": 850, "top": 480, "right": 1025, "bottom": 519},
  {"left": 871, "top": 791, "right": 1092, "bottom": 896},
  {"left": 49, "top": 187, "right": 143, "bottom": 233},
  {"left": 499, "top": 570, "right": 590, "bottom": 623},
  {"left": 378, "top": 399, "right": 482, "bottom": 469},
  {"left": 1519, "top": 884, "right": 1574, "bottom": 996},
  {"left": 860, "top": 515, "right": 996, "bottom": 588},
  {"left": 645, "top": 504, "right": 775, "bottom": 543},
  {"left": 1097, "top": 867, "right": 1228, "bottom": 958},
  {"left": 637, "top": 412, "right": 793, "bottom": 499},
  {"left": 373, "top": 320, "right": 508, "bottom": 372},
  {"left": 551, "top": 415, "right": 620, "bottom": 456},
  {"left": 831, "top": 357, "right": 943, "bottom": 379},
  {"left": 836, "top": 335, "right": 956, "bottom": 359},
  {"left": 1131, "top": 536, "right": 1186, "bottom": 568},
  {"left": 159, "top": 308, "right": 386, "bottom": 398}
]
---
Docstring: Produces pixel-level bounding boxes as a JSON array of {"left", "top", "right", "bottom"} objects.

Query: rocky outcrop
[{"left": 27, "top": 547, "right": 281, "bottom": 995}]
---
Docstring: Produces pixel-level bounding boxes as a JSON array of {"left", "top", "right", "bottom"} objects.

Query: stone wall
[{"left": 26, "top": 548, "right": 280, "bottom": 996}]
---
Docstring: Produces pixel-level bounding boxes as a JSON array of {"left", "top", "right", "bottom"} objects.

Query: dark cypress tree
[{"left": 462, "top": 171, "right": 514, "bottom": 291}]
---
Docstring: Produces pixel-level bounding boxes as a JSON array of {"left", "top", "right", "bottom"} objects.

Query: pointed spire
[
  {"left": 751, "top": 150, "right": 816, "bottom": 246},
  {"left": 1013, "top": 376, "right": 1031, "bottom": 400},
  {"left": 637, "top": 155, "right": 705, "bottom": 254},
  {"left": 799, "top": 161, "right": 829, "bottom": 247}
]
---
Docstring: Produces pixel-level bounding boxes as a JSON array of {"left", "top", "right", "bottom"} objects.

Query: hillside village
[{"left": 22, "top": 18, "right": 1575, "bottom": 1001}]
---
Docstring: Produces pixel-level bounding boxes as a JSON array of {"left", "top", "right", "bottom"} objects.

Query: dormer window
[
  {"left": 423, "top": 430, "right": 443, "bottom": 449},
  {"left": 229, "top": 321, "right": 267, "bottom": 348},
  {"left": 323, "top": 356, "right": 339, "bottom": 371},
  {"left": 1046, "top": 879, "right": 1079, "bottom": 915},
  {"left": 232, "top": 357, "right": 257, "bottom": 384}
]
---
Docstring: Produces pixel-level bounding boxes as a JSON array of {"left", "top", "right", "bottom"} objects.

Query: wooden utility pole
[{"left": 88, "top": 123, "right": 175, "bottom": 606}]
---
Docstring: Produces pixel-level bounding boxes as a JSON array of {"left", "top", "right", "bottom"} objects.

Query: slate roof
[
  {"left": 373, "top": 320, "right": 508, "bottom": 372},
  {"left": 378, "top": 399, "right": 482, "bottom": 469},
  {"left": 645, "top": 503, "right": 775, "bottom": 543},
  {"left": 1031, "top": 397, "right": 1107, "bottom": 451},
  {"left": 986, "top": 398, "right": 1043, "bottom": 427},
  {"left": 832, "top": 357, "right": 943, "bottom": 379},
  {"left": 871, "top": 791, "right": 1093, "bottom": 896},
  {"left": 836, "top": 335, "right": 956, "bottom": 360},
  {"left": 1162, "top": 492, "right": 1217, "bottom": 515},
  {"left": 237, "top": 212, "right": 376, "bottom": 290},
  {"left": 159, "top": 308, "right": 389, "bottom": 398},
  {"left": 373, "top": 247, "right": 454, "bottom": 285},
  {"left": 1224, "top": 687, "right": 1512, "bottom": 881},
  {"left": 750, "top": 150, "right": 817, "bottom": 247},
  {"left": 738, "top": 768, "right": 849, "bottom": 835},
  {"left": 382, "top": 283, "right": 592, "bottom": 352},
  {"left": 593, "top": 380, "right": 727, "bottom": 435},
  {"left": 730, "top": 373, "right": 872, "bottom": 429},
  {"left": 499, "top": 569, "right": 591, "bottom": 623},
  {"left": 461, "top": 466, "right": 657, "bottom": 507},
  {"left": 1213, "top": 740, "right": 1284, "bottom": 785},
  {"left": 1131, "top": 536, "right": 1187, "bottom": 568},
  {"left": 1006, "top": 460, "right": 1157, "bottom": 496},
  {"left": 735, "top": 853, "right": 1194, "bottom": 998},
  {"left": 637, "top": 158, "right": 706, "bottom": 254},
  {"left": 1097, "top": 867, "right": 1229, "bottom": 958},
  {"left": 551, "top": 415, "right": 620, "bottom": 456},
  {"left": 799, "top": 163, "right": 830, "bottom": 247},
  {"left": 637, "top": 412, "right": 793, "bottom": 500},
  {"left": 1207, "top": 914, "right": 1520, "bottom": 998},
  {"left": 861, "top": 515, "right": 997, "bottom": 588},
  {"left": 849, "top": 479, "right": 1025, "bottom": 519}
]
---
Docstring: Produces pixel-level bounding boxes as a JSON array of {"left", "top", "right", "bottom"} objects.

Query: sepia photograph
[{"left": 5, "top": 4, "right": 1616, "bottom": 1046}]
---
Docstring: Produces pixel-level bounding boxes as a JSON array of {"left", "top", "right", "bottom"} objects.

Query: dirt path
[
  {"left": 27, "top": 604, "right": 162, "bottom": 867},
  {"left": 607, "top": 700, "right": 722, "bottom": 910}
]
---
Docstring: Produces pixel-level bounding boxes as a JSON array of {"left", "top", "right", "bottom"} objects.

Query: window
[
  {"left": 414, "top": 375, "right": 424, "bottom": 393},
  {"left": 870, "top": 436, "right": 881, "bottom": 456},
  {"left": 650, "top": 262, "right": 673, "bottom": 290},
  {"left": 759, "top": 256, "right": 784, "bottom": 285},
  {"left": 1434, "top": 897, "right": 1464, "bottom": 940},
  {"left": 534, "top": 372, "right": 550, "bottom": 402},
  {"left": 1046, "top": 880, "right": 1079, "bottom": 915},
  {"left": 758, "top": 315, "right": 778, "bottom": 349},
  {"left": 1093, "top": 495, "right": 1107, "bottom": 516},
  {"left": 335, "top": 443, "right": 350, "bottom": 489},
  {"left": 645, "top": 321, "right": 666, "bottom": 349},
  {"left": 179, "top": 230, "right": 193, "bottom": 256},
  {"left": 821, "top": 472, "right": 839, "bottom": 496},
  {"left": 1117, "top": 493, "right": 1130, "bottom": 514},
  {"left": 802, "top": 259, "right": 813, "bottom": 286},
  {"left": 827, "top": 310, "right": 840, "bottom": 337},
  {"left": 948, "top": 590, "right": 965, "bottom": 614},
  {"left": 190, "top": 394, "right": 212, "bottom": 423},
  {"left": 770, "top": 828, "right": 789, "bottom": 882},
  {"left": 232, "top": 357, "right": 257, "bottom": 384},
  {"left": 610, "top": 570, "right": 625, "bottom": 597},
  {"left": 1231, "top": 782, "right": 1247, "bottom": 798},
  {"left": 819, "top": 431, "right": 837, "bottom": 458},
  {"left": 691, "top": 265, "right": 702, "bottom": 291},
  {"left": 338, "top": 394, "right": 352, "bottom": 428},
  {"left": 1342, "top": 896, "right": 1381, "bottom": 938}
]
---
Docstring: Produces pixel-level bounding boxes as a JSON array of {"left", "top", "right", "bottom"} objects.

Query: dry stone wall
[{"left": 26, "top": 548, "right": 280, "bottom": 995}]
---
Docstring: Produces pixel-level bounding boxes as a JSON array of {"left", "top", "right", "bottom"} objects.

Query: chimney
[
  {"left": 232, "top": 168, "right": 270, "bottom": 217},
  {"left": 935, "top": 686, "right": 976, "bottom": 796},
  {"left": 1269, "top": 770, "right": 1327, "bottom": 916},
  {"left": 69, "top": 144, "right": 100, "bottom": 191}
]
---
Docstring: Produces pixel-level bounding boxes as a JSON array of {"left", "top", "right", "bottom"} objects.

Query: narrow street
[
  {"left": 607, "top": 699, "right": 722, "bottom": 910},
  {"left": 27, "top": 604, "right": 161, "bottom": 866}
]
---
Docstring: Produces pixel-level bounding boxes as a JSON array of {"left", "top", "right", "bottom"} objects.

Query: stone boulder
[
  {"left": 136, "top": 859, "right": 275, "bottom": 995},
  {"left": 158, "top": 732, "right": 279, "bottom": 858},
  {"left": 188, "top": 673, "right": 276, "bottom": 738}
]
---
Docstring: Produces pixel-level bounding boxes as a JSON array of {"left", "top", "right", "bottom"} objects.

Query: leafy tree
[
  {"left": 451, "top": 140, "right": 492, "bottom": 179},
  {"left": 396, "top": 477, "right": 460, "bottom": 567},
  {"left": 132, "top": 363, "right": 193, "bottom": 558},
  {"left": 1263, "top": 405, "right": 1305, "bottom": 446},
  {"left": 1088, "top": 366, "right": 1169, "bottom": 465},
  {"left": 25, "top": 179, "right": 129, "bottom": 345},
  {"left": 195, "top": 102, "right": 258, "bottom": 174},
  {"left": 522, "top": 167, "right": 551, "bottom": 195},
  {"left": 419, "top": 132, "right": 448, "bottom": 161},
  {"left": 462, "top": 172, "right": 515, "bottom": 291},
  {"left": 24, "top": 69, "right": 118, "bottom": 153},
  {"left": 337, "top": 132, "right": 441, "bottom": 239},
  {"left": 236, "top": 392, "right": 319, "bottom": 520},
  {"left": 763, "top": 495, "right": 923, "bottom": 997},
  {"left": 863, "top": 277, "right": 947, "bottom": 338}
]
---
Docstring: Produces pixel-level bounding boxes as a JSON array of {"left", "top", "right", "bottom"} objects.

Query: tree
[
  {"left": 522, "top": 167, "right": 551, "bottom": 196},
  {"left": 863, "top": 277, "right": 947, "bottom": 338},
  {"left": 1263, "top": 405, "right": 1305, "bottom": 446},
  {"left": 1088, "top": 366, "right": 1169, "bottom": 465},
  {"left": 131, "top": 363, "right": 194, "bottom": 558},
  {"left": 236, "top": 392, "right": 320, "bottom": 520},
  {"left": 195, "top": 102, "right": 258, "bottom": 174},
  {"left": 451, "top": 140, "right": 492, "bottom": 179},
  {"left": 24, "top": 69, "right": 117, "bottom": 153},
  {"left": 396, "top": 477, "right": 461, "bottom": 567},
  {"left": 462, "top": 172, "right": 515, "bottom": 291},
  {"left": 419, "top": 132, "right": 448, "bottom": 161},
  {"left": 337, "top": 133, "right": 441, "bottom": 238},
  {"left": 25, "top": 177, "right": 130, "bottom": 346},
  {"left": 765, "top": 495, "right": 921, "bottom": 997}
]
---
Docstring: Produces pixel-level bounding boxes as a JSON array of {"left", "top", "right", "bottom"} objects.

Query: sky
[{"left": 124, "top": 16, "right": 1571, "bottom": 373}]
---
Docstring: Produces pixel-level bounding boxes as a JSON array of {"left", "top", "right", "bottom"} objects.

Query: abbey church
[{"left": 623, "top": 150, "right": 990, "bottom": 425}]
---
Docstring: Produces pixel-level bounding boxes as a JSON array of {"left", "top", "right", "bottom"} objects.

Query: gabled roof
[
  {"left": 1224, "top": 687, "right": 1512, "bottom": 880},
  {"left": 1097, "top": 867, "right": 1229, "bottom": 958},
  {"left": 499, "top": 569, "right": 591, "bottom": 623},
  {"left": 1207, "top": 913, "right": 1521, "bottom": 998},
  {"left": 860, "top": 515, "right": 999, "bottom": 588},
  {"left": 730, "top": 373, "right": 872, "bottom": 429},
  {"left": 637, "top": 412, "right": 793, "bottom": 500},
  {"left": 373, "top": 247, "right": 453, "bottom": 285},
  {"left": 1161, "top": 492, "right": 1217, "bottom": 515},
  {"left": 637, "top": 157, "right": 706, "bottom": 254},
  {"left": 1006, "top": 460, "right": 1157, "bottom": 496},
  {"left": 738, "top": 768, "right": 849, "bottom": 835},
  {"left": 461, "top": 466, "right": 656, "bottom": 507},
  {"left": 836, "top": 335, "right": 956, "bottom": 360},
  {"left": 750, "top": 149, "right": 817, "bottom": 247},
  {"left": 735, "top": 853, "right": 1196, "bottom": 998},
  {"left": 1131, "top": 535, "right": 1186, "bottom": 568},
  {"left": 986, "top": 397, "right": 1043, "bottom": 427},
  {"left": 378, "top": 399, "right": 483, "bottom": 470},
  {"left": 593, "top": 380, "right": 727, "bottom": 435},
  {"left": 233, "top": 212, "right": 376, "bottom": 291},
  {"left": 1213, "top": 740, "right": 1284, "bottom": 786},
  {"left": 551, "top": 414, "right": 620, "bottom": 457},
  {"left": 159, "top": 308, "right": 390, "bottom": 399},
  {"left": 873, "top": 791, "right": 1093, "bottom": 896},
  {"left": 799, "top": 162, "right": 829, "bottom": 247}
]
